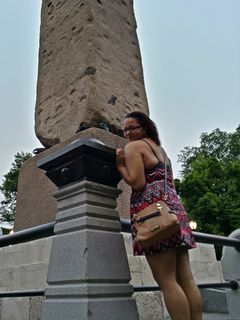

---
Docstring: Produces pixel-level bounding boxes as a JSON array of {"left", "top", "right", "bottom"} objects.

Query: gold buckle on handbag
[
  {"left": 156, "top": 202, "right": 162, "bottom": 214},
  {"left": 150, "top": 225, "right": 161, "bottom": 232}
]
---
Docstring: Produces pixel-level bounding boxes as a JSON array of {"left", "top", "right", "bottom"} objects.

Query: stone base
[
  {"left": 0, "top": 228, "right": 228, "bottom": 319},
  {"left": 0, "top": 297, "right": 44, "bottom": 320},
  {"left": 43, "top": 299, "right": 139, "bottom": 320},
  {"left": 0, "top": 238, "right": 51, "bottom": 320},
  {"left": 14, "top": 128, "right": 130, "bottom": 231}
]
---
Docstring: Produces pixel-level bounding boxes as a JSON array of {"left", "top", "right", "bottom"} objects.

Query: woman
[{"left": 116, "top": 111, "right": 202, "bottom": 320}]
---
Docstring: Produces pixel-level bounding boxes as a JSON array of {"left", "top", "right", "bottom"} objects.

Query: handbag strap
[
  {"left": 141, "top": 139, "right": 168, "bottom": 196},
  {"left": 163, "top": 154, "right": 168, "bottom": 197}
]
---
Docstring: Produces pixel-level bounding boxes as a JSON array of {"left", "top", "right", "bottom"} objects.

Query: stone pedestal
[
  {"left": 39, "top": 139, "right": 139, "bottom": 319},
  {"left": 14, "top": 128, "right": 131, "bottom": 231}
]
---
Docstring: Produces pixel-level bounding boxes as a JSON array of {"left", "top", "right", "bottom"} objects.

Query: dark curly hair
[{"left": 125, "top": 111, "right": 161, "bottom": 145}]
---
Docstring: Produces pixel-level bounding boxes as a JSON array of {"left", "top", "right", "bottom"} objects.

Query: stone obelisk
[
  {"left": 14, "top": 0, "right": 149, "bottom": 230},
  {"left": 35, "top": 0, "right": 148, "bottom": 147}
]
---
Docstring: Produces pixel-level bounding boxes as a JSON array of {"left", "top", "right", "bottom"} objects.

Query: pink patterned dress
[{"left": 130, "top": 162, "right": 197, "bottom": 255}]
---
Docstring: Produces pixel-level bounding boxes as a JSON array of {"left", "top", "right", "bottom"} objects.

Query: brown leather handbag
[
  {"left": 134, "top": 198, "right": 180, "bottom": 247},
  {"left": 134, "top": 145, "right": 180, "bottom": 247}
]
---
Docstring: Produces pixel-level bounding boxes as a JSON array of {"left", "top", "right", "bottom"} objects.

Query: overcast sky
[{"left": 0, "top": 0, "right": 239, "bottom": 189}]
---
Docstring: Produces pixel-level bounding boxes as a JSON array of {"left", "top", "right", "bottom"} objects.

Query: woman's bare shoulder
[{"left": 125, "top": 140, "right": 149, "bottom": 152}]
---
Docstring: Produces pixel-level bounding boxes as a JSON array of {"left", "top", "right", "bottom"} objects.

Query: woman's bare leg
[
  {"left": 176, "top": 249, "right": 202, "bottom": 320},
  {"left": 146, "top": 250, "right": 191, "bottom": 320}
]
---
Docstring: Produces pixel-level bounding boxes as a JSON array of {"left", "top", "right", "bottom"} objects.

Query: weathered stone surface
[
  {"left": 0, "top": 263, "right": 48, "bottom": 291},
  {"left": 128, "top": 255, "right": 142, "bottom": 286},
  {"left": 189, "top": 244, "right": 224, "bottom": 284},
  {"left": 133, "top": 292, "right": 164, "bottom": 320},
  {"left": 29, "top": 297, "right": 44, "bottom": 320},
  {"left": 1, "top": 298, "right": 30, "bottom": 320},
  {"left": 190, "top": 242, "right": 217, "bottom": 262},
  {"left": 221, "top": 229, "right": 240, "bottom": 281},
  {"left": 122, "top": 232, "right": 133, "bottom": 255},
  {"left": 0, "top": 238, "right": 51, "bottom": 292},
  {"left": 14, "top": 128, "right": 131, "bottom": 231},
  {"left": 221, "top": 229, "right": 240, "bottom": 319},
  {"left": 0, "top": 238, "right": 51, "bottom": 320},
  {"left": 35, "top": 0, "right": 148, "bottom": 147}
]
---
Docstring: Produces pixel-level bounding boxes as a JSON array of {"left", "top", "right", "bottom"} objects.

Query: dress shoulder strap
[
  {"left": 141, "top": 138, "right": 160, "bottom": 162},
  {"left": 142, "top": 139, "right": 169, "bottom": 195},
  {"left": 141, "top": 139, "right": 170, "bottom": 166}
]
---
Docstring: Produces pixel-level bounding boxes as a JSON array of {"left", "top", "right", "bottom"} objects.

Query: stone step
[
  {"left": 163, "top": 313, "right": 230, "bottom": 320},
  {"left": 0, "top": 262, "right": 48, "bottom": 291},
  {"left": 203, "top": 312, "right": 230, "bottom": 320},
  {"left": 201, "top": 288, "right": 228, "bottom": 313},
  {"left": 0, "top": 237, "right": 52, "bottom": 268},
  {"left": 164, "top": 314, "right": 230, "bottom": 320}
]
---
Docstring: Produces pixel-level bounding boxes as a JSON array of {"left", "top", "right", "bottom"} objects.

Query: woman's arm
[{"left": 116, "top": 142, "right": 146, "bottom": 191}]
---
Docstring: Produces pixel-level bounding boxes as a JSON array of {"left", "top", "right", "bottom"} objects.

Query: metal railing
[
  {"left": 0, "top": 219, "right": 239, "bottom": 298},
  {"left": 134, "top": 280, "right": 239, "bottom": 292},
  {"left": 0, "top": 290, "right": 45, "bottom": 298},
  {"left": 1, "top": 219, "right": 240, "bottom": 250},
  {"left": 121, "top": 218, "right": 240, "bottom": 251},
  {"left": 0, "top": 222, "right": 55, "bottom": 248}
]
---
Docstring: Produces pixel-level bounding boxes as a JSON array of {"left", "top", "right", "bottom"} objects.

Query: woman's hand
[
  {"left": 115, "top": 143, "right": 146, "bottom": 191},
  {"left": 116, "top": 148, "right": 125, "bottom": 168}
]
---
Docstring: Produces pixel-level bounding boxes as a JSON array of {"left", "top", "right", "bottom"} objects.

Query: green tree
[
  {"left": 0, "top": 152, "right": 32, "bottom": 225},
  {"left": 176, "top": 126, "right": 240, "bottom": 236}
]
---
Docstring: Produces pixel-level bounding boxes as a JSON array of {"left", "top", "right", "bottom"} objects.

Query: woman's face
[{"left": 122, "top": 117, "right": 146, "bottom": 141}]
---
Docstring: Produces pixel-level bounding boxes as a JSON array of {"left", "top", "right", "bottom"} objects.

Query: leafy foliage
[
  {"left": 0, "top": 152, "right": 32, "bottom": 225},
  {"left": 176, "top": 126, "right": 240, "bottom": 236}
]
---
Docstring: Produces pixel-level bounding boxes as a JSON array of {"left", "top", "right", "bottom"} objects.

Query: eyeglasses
[{"left": 122, "top": 125, "right": 142, "bottom": 133}]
